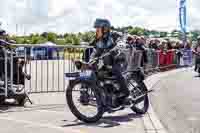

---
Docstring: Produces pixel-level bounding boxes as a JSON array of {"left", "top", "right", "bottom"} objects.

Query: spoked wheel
[
  {"left": 128, "top": 79, "right": 149, "bottom": 114},
  {"left": 66, "top": 80, "right": 104, "bottom": 123}
]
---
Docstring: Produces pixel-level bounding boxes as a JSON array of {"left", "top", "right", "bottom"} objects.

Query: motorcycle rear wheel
[{"left": 129, "top": 80, "right": 149, "bottom": 114}]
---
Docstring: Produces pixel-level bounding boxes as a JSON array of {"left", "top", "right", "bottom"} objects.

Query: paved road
[
  {"left": 3, "top": 60, "right": 197, "bottom": 133},
  {"left": 150, "top": 68, "right": 200, "bottom": 133},
  {"left": 0, "top": 71, "right": 169, "bottom": 133},
  {"left": 0, "top": 93, "right": 165, "bottom": 133}
]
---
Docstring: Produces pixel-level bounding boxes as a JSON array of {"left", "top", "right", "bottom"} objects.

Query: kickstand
[
  {"left": 16, "top": 86, "right": 33, "bottom": 105},
  {"left": 25, "top": 92, "right": 33, "bottom": 105}
]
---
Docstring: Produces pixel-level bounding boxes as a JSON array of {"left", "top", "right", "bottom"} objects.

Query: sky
[{"left": 0, "top": 0, "right": 199, "bottom": 35}]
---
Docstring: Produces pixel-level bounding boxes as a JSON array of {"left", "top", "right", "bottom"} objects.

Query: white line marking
[
  {"left": 36, "top": 109, "right": 66, "bottom": 114},
  {"left": 0, "top": 116, "right": 83, "bottom": 133}
]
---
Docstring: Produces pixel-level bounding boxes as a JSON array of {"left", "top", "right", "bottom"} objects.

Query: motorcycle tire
[
  {"left": 130, "top": 81, "right": 149, "bottom": 114},
  {"left": 66, "top": 80, "right": 104, "bottom": 123}
]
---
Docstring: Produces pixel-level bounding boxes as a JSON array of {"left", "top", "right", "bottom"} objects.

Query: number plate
[{"left": 80, "top": 70, "right": 93, "bottom": 78}]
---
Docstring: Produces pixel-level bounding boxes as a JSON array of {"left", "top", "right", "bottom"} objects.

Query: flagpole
[{"left": 179, "top": 0, "right": 187, "bottom": 45}]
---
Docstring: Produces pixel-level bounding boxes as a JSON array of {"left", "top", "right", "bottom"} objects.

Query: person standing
[{"left": 193, "top": 36, "right": 200, "bottom": 71}]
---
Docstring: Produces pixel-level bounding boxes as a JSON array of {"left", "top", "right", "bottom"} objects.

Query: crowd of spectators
[
  {"left": 125, "top": 35, "right": 194, "bottom": 70},
  {"left": 126, "top": 35, "right": 192, "bottom": 51}
]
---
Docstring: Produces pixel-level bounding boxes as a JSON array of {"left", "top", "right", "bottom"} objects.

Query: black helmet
[{"left": 94, "top": 18, "right": 111, "bottom": 29}]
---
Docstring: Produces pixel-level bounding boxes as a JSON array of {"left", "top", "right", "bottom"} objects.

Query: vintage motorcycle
[{"left": 65, "top": 45, "right": 152, "bottom": 123}]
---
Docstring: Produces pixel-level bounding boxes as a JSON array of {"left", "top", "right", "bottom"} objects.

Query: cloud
[{"left": 0, "top": 0, "right": 200, "bottom": 34}]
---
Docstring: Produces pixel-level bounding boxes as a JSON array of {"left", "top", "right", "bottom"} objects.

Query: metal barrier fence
[
  {"left": 23, "top": 45, "right": 143, "bottom": 94},
  {"left": 22, "top": 45, "right": 92, "bottom": 94},
  {"left": 0, "top": 46, "right": 27, "bottom": 97},
  {"left": 0, "top": 45, "right": 194, "bottom": 95}
]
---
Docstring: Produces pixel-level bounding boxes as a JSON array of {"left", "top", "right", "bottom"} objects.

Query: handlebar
[{"left": 88, "top": 45, "right": 119, "bottom": 65}]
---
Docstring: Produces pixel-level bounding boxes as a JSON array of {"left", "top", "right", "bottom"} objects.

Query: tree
[
  {"left": 81, "top": 32, "right": 95, "bottom": 42},
  {"left": 71, "top": 34, "right": 80, "bottom": 45},
  {"left": 55, "top": 39, "right": 66, "bottom": 45},
  {"left": 171, "top": 30, "right": 180, "bottom": 37},
  {"left": 128, "top": 27, "right": 145, "bottom": 36},
  {"left": 47, "top": 32, "right": 57, "bottom": 43},
  {"left": 4, "top": 26, "right": 192, "bottom": 45},
  {"left": 64, "top": 33, "right": 69, "bottom": 38},
  {"left": 190, "top": 30, "right": 200, "bottom": 41},
  {"left": 160, "top": 32, "right": 168, "bottom": 37},
  {"left": 15, "top": 37, "right": 24, "bottom": 44},
  {"left": 41, "top": 32, "right": 48, "bottom": 38},
  {"left": 22, "top": 38, "right": 29, "bottom": 44},
  {"left": 31, "top": 36, "right": 40, "bottom": 44},
  {"left": 37, "top": 36, "right": 47, "bottom": 44},
  {"left": 72, "top": 36, "right": 80, "bottom": 45},
  {"left": 143, "top": 29, "right": 150, "bottom": 36},
  {"left": 65, "top": 36, "right": 73, "bottom": 44}
]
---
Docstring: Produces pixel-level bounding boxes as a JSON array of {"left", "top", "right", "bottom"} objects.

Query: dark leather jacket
[{"left": 90, "top": 33, "right": 117, "bottom": 66}]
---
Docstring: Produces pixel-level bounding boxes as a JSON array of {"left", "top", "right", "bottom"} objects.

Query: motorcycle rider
[
  {"left": 193, "top": 36, "right": 200, "bottom": 72},
  {"left": 90, "top": 18, "right": 129, "bottom": 100}
]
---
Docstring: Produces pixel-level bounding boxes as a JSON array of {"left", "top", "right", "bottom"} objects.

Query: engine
[{"left": 100, "top": 80, "right": 121, "bottom": 108}]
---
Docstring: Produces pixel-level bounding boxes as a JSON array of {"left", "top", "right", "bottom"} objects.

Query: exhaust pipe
[{"left": 132, "top": 89, "right": 154, "bottom": 103}]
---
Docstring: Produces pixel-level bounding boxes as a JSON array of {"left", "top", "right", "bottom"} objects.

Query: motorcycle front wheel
[{"left": 66, "top": 80, "right": 104, "bottom": 123}]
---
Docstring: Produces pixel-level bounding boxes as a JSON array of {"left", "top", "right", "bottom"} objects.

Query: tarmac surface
[
  {"left": 0, "top": 66, "right": 176, "bottom": 133},
  {"left": 151, "top": 68, "right": 200, "bottom": 133},
  {"left": 1, "top": 64, "right": 197, "bottom": 133}
]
